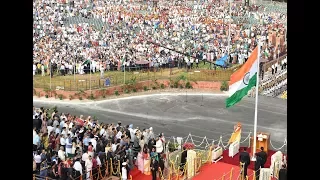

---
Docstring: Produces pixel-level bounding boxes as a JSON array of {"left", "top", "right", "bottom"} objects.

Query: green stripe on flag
[{"left": 226, "top": 73, "right": 257, "bottom": 108}]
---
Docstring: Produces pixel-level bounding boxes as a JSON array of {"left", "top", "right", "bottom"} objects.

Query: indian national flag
[{"left": 226, "top": 47, "right": 259, "bottom": 108}]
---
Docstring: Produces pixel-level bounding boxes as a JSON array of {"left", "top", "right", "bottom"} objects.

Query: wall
[{"left": 34, "top": 80, "right": 223, "bottom": 99}]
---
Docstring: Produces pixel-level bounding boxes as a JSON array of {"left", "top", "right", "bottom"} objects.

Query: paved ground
[{"left": 33, "top": 93, "right": 287, "bottom": 152}]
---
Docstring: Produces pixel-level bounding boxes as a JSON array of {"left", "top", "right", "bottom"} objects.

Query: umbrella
[
  {"left": 82, "top": 60, "right": 91, "bottom": 65},
  {"left": 135, "top": 60, "right": 150, "bottom": 65}
]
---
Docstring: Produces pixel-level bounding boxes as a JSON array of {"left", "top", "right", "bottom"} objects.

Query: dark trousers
[
  {"left": 33, "top": 144, "right": 38, "bottom": 151},
  {"left": 241, "top": 163, "right": 249, "bottom": 178},
  {"left": 151, "top": 170, "right": 157, "bottom": 180},
  {"left": 36, "top": 163, "right": 41, "bottom": 173}
]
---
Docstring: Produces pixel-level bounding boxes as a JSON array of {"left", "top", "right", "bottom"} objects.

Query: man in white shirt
[
  {"left": 82, "top": 151, "right": 89, "bottom": 162},
  {"left": 91, "top": 137, "right": 97, "bottom": 150},
  {"left": 34, "top": 152, "right": 42, "bottom": 172},
  {"left": 73, "top": 159, "right": 83, "bottom": 177},
  {"left": 85, "top": 155, "right": 93, "bottom": 180},
  {"left": 122, "top": 162, "right": 128, "bottom": 180},
  {"left": 47, "top": 125, "right": 54, "bottom": 135},
  {"left": 154, "top": 137, "right": 163, "bottom": 154},
  {"left": 58, "top": 146, "right": 66, "bottom": 161},
  {"left": 33, "top": 63, "right": 37, "bottom": 76}
]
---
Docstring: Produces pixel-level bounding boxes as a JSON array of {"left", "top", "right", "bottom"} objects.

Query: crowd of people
[
  {"left": 259, "top": 63, "right": 287, "bottom": 97},
  {"left": 33, "top": 0, "right": 287, "bottom": 77},
  {"left": 33, "top": 106, "right": 170, "bottom": 180}
]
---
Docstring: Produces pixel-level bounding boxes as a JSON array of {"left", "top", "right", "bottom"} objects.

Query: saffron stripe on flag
[{"left": 229, "top": 47, "right": 258, "bottom": 86}]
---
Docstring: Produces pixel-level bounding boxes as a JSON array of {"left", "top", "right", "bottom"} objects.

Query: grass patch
[{"left": 33, "top": 68, "right": 232, "bottom": 91}]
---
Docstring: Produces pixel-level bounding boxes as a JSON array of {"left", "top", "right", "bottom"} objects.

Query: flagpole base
[{"left": 251, "top": 156, "right": 256, "bottom": 161}]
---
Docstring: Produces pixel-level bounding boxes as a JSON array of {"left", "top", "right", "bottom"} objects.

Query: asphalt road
[{"left": 33, "top": 93, "right": 287, "bottom": 151}]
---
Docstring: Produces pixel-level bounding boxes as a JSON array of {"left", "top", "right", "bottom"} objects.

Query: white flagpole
[{"left": 252, "top": 44, "right": 261, "bottom": 161}]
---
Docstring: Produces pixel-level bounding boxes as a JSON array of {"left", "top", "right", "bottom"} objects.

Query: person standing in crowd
[
  {"left": 122, "top": 162, "right": 128, "bottom": 180},
  {"left": 150, "top": 158, "right": 159, "bottom": 180},
  {"left": 254, "top": 153, "right": 263, "bottom": 180},
  {"left": 33, "top": 63, "right": 37, "bottom": 76},
  {"left": 258, "top": 147, "right": 267, "bottom": 168},
  {"left": 41, "top": 64, "right": 45, "bottom": 76},
  {"left": 85, "top": 155, "right": 93, "bottom": 180},
  {"left": 239, "top": 147, "right": 250, "bottom": 178},
  {"left": 180, "top": 146, "right": 187, "bottom": 174},
  {"left": 278, "top": 164, "right": 287, "bottom": 180},
  {"left": 73, "top": 158, "right": 83, "bottom": 179}
]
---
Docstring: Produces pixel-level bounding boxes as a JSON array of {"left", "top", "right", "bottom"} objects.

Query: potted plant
[{"left": 168, "top": 142, "right": 179, "bottom": 152}]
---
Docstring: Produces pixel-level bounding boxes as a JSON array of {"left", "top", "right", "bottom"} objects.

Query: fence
[
  {"left": 33, "top": 158, "right": 122, "bottom": 180},
  {"left": 33, "top": 68, "right": 233, "bottom": 91}
]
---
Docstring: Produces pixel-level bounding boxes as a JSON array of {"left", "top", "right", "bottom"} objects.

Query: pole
[
  {"left": 185, "top": 91, "right": 188, "bottom": 103},
  {"left": 201, "top": 94, "right": 204, "bottom": 106},
  {"left": 74, "top": 58, "right": 76, "bottom": 82},
  {"left": 227, "top": 0, "right": 232, "bottom": 61},
  {"left": 124, "top": 63, "right": 126, "bottom": 84},
  {"left": 50, "top": 61, "right": 52, "bottom": 91},
  {"left": 252, "top": 44, "right": 261, "bottom": 161},
  {"left": 90, "top": 60, "right": 92, "bottom": 92}
]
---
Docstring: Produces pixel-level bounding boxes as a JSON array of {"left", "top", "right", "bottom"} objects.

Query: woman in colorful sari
[
  {"left": 49, "top": 131, "right": 56, "bottom": 150},
  {"left": 150, "top": 147, "right": 159, "bottom": 162},
  {"left": 55, "top": 134, "right": 61, "bottom": 152},
  {"left": 41, "top": 132, "right": 49, "bottom": 150},
  {"left": 143, "top": 146, "right": 151, "bottom": 175},
  {"left": 136, "top": 151, "right": 144, "bottom": 173}
]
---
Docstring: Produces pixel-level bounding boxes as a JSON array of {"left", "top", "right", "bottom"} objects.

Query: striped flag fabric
[{"left": 226, "top": 47, "right": 259, "bottom": 108}]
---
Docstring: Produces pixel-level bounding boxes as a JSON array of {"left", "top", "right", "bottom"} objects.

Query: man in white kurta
[
  {"left": 85, "top": 155, "right": 93, "bottom": 180},
  {"left": 121, "top": 162, "right": 128, "bottom": 180}
]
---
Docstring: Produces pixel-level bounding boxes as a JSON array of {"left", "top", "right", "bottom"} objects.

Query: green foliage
[
  {"left": 132, "top": 88, "right": 137, "bottom": 92},
  {"left": 100, "top": 88, "right": 107, "bottom": 98},
  {"left": 114, "top": 90, "right": 119, "bottom": 96},
  {"left": 89, "top": 93, "right": 95, "bottom": 100},
  {"left": 124, "top": 89, "right": 130, "bottom": 94},
  {"left": 143, "top": 86, "right": 148, "bottom": 91},
  {"left": 185, "top": 81, "right": 193, "bottom": 89},
  {"left": 58, "top": 94, "right": 63, "bottom": 100},
  {"left": 220, "top": 81, "right": 229, "bottom": 91},
  {"left": 160, "top": 83, "right": 165, "bottom": 89}
]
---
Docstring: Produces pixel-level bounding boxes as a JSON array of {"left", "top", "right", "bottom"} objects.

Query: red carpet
[
  {"left": 130, "top": 166, "right": 162, "bottom": 180},
  {"left": 192, "top": 162, "right": 253, "bottom": 180},
  {"left": 130, "top": 147, "right": 286, "bottom": 179},
  {"left": 220, "top": 147, "right": 286, "bottom": 170}
]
